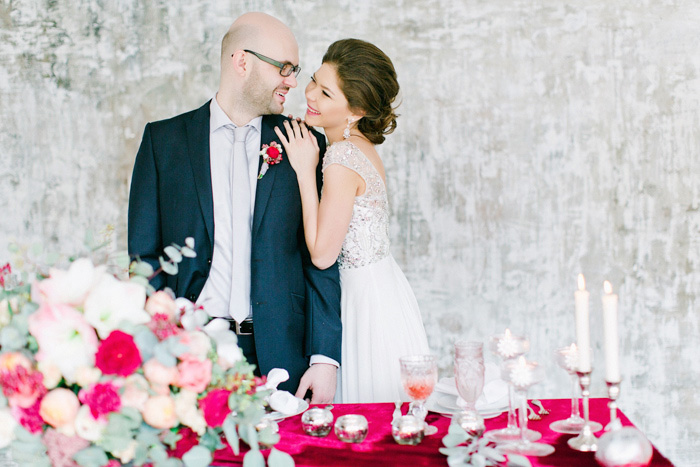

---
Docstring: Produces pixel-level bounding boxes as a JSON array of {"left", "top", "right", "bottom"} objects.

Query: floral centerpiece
[{"left": 0, "top": 239, "right": 294, "bottom": 467}]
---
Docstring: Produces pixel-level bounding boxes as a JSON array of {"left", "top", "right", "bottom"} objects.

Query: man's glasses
[{"left": 242, "top": 49, "right": 301, "bottom": 78}]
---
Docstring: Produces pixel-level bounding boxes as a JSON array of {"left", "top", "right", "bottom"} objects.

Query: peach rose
[
  {"left": 142, "top": 395, "right": 177, "bottom": 429},
  {"left": 0, "top": 352, "right": 32, "bottom": 372},
  {"left": 40, "top": 388, "right": 80, "bottom": 431},
  {"left": 143, "top": 359, "right": 178, "bottom": 395},
  {"left": 145, "top": 290, "right": 177, "bottom": 321},
  {"left": 179, "top": 331, "right": 212, "bottom": 362}
]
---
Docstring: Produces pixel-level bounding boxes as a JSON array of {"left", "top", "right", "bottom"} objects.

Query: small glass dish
[
  {"left": 301, "top": 407, "right": 333, "bottom": 437},
  {"left": 334, "top": 414, "right": 368, "bottom": 443},
  {"left": 391, "top": 414, "right": 425, "bottom": 445}
]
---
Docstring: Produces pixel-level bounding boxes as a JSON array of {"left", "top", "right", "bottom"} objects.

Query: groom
[{"left": 127, "top": 13, "right": 341, "bottom": 402}]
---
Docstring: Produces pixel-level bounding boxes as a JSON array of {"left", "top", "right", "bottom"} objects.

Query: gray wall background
[{"left": 1, "top": 0, "right": 698, "bottom": 464}]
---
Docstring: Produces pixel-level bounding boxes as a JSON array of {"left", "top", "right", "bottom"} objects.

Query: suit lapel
[
  {"left": 185, "top": 101, "right": 215, "bottom": 248},
  {"left": 252, "top": 116, "right": 279, "bottom": 238}
]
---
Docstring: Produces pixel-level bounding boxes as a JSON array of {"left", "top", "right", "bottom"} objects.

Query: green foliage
[{"left": 440, "top": 424, "right": 532, "bottom": 467}]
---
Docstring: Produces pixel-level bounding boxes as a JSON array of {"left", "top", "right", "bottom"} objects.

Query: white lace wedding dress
[{"left": 323, "top": 141, "right": 430, "bottom": 403}]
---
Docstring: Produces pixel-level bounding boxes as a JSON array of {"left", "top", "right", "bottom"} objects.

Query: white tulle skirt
[{"left": 335, "top": 255, "right": 430, "bottom": 403}]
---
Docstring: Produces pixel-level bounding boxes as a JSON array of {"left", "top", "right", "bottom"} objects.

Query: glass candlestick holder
[
  {"left": 605, "top": 380, "right": 621, "bottom": 432},
  {"left": 567, "top": 370, "right": 600, "bottom": 452}
]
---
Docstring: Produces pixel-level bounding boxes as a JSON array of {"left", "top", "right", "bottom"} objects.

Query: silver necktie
[{"left": 229, "top": 125, "right": 252, "bottom": 322}]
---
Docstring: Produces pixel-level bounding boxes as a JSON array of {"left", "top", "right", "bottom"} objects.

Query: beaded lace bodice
[{"left": 322, "top": 141, "right": 390, "bottom": 269}]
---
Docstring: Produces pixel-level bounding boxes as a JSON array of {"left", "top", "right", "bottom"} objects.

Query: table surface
[{"left": 213, "top": 398, "right": 675, "bottom": 466}]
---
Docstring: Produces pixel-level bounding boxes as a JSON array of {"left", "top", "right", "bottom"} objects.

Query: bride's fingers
[
  {"left": 290, "top": 119, "right": 303, "bottom": 140},
  {"left": 273, "top": 127, "right": 289, "bottom": 147}
]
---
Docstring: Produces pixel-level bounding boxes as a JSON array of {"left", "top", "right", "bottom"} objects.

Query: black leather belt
[{"left": 223, "top": 317, "right": 254, "bottom": 336}]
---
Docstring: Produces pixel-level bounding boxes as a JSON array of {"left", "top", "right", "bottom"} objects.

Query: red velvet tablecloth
[{"left": 213, "top": 398, "right": 675, "bottom": 466}]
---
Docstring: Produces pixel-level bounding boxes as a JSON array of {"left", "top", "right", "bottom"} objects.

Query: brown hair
[{"left": 322, "top": 39, "right": 399, "bottom": 145}]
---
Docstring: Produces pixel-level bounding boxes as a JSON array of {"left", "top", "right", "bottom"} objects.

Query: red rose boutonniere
[{"left": 258, "top": 142, "right": 284, "bottom": 179}]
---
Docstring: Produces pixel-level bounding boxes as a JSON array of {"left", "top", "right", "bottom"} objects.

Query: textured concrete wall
[{"left": 1, "top": 0, "right": 699, "bottom": 464}]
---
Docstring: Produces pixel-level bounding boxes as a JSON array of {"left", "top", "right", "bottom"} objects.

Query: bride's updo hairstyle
[{"left": 322, "top": 38, "right": 399, "bottom": 145}]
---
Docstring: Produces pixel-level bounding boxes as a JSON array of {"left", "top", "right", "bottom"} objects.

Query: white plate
[
  {"left": 427, "top": 394, "right": 507, "bottom": 420},
  {"left": 436, "top": 392, "right": 508, "bottom": 414},
  {"left": 263, "top": 398, "right": 309, "bottom": 421}
]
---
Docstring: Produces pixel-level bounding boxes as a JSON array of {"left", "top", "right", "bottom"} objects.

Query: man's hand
[{"left": 295, "top": 363, "right": 337, "bottom": 404}]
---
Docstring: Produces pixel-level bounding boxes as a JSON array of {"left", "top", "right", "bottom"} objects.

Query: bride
[{"left": 275, "top": 38, "right": 429, "bottom": 403}]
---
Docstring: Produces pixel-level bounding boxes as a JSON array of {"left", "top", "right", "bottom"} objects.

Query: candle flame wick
[
  {"left": 577, "top": 274, "right": 586, "bottom": 291},
  {"left": 604, "top": 280, "right": 613, "bottom": 294},
  {"left": 504, "top": 328, "right": 511, "bottom": 338}
]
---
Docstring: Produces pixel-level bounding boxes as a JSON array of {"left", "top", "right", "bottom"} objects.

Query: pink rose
[
  {"left": 0, "top": 352, "right": 32, "bottom": 372},
  {"left": 198, "top": 388, "right": 231, "bottom": 427},
  {"left": 40, "top": 388, "right": 80, "bottom": 429},
  {"left": 143, "top": 359, "right": 179, "bottom": 395},
  {"left": 142, "top": 395, "right": 177, "bottom": 429},
  {"left": 169, "top": 427, "right": 199, "bottom": 458},
  {"left": 78, "top": 382, "right": 121, "bottom": 420},
  {"left": 95, "top": 330, "right": 142, "bottom": 377},
  {"left": 175, "top": 358, "right": 212, "bottom": 393},
  {"left": 145, "top": 291, "right": 177, "bottom": 320},
  {"left": 178, "top": 331, "right": 211, "bottom": 361}
]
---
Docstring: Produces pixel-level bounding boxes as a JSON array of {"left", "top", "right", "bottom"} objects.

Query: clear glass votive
[
  {"left": 334, "top": 414, "right": 368, "bottom": 443},
  {"left": 392, "top": 414, "right": 425, "bottom": 445},
  {"left": 301, "top": 407, "right": 334, "bottom": 437}
]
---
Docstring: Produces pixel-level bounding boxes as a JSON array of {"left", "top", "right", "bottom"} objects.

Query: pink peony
[
  {"left": 176, "top": 357, "right": 212, "bottom": 393},
  {"left": 11, "top": 399, "right": 44, "bottom": 433},
  {"left": 78, "top": 381, "right": 121, "bottom": 420},
  {"left": 43, "top": 428, "right": 90, "bottom": 467},
  {"left": 198, "top": 388, "right": 231, "bottom": 427},
  {"left": 0, "top": 363, "right": 46, "bottom": 408},
  {"left": 95, "top": 330, "right": 142, "bottom": 376},
  {"left": 28, "top": 302, "right": 98, "bottom": 383}
]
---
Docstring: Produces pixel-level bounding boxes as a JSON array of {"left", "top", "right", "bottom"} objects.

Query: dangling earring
[{"left": 343, "top": 118, "right": 354, "bottom": 140}]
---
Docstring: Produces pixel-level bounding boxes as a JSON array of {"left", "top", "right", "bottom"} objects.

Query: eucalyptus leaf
[
  {"left": 113, "top": 250, "right": 131, "bottom": 269},
  {"left": 131, "top": 260, "right": 155, "bottom": 277},
  {"left": 0, "top": 326, "right": 25, "bottom": 350},
  {"left": 243, "top": 450, "right": 265, "bottom": 467},
  {"left": 157, "top": 458, "right": 184, "bottom": 467},
  {"left": 507, "top": 454, "right": 533, "bottom": 467},
  {"left": 268, "top": 448, "right": 295, "bottom": 467},
  {"left": 182, "top": 445, "right": 213, "bottom": 467},
  {"left": 73, "top": 446, "right": 109, "bottom": 467},
  {"left": 130, "top": 275, "right": 150, "bottom": 288},
  {"left": 159, "top": 256, "right": 178, "bottom": 275},
  {"left": 185, "top": 237, "right": 195, "bottom": 249},
  {"left": 223, "top": 416, "right": 240, "bottom": 456},
  {"left": 180, "top": 246, "right": 196, "bottom": 258},
  {"left": 164, "top": 246, "right": 183, "bottom": 263},
  {"left": 149, "top": 443, "right": 169, "bottom": 462},
  {"left": 154, "top": 341, "right": 178, "bottom": 367}
]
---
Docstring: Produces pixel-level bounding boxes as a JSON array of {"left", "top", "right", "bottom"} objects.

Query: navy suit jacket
[{"left": 127, "top": 101, "right": 342, "bottom": 392}]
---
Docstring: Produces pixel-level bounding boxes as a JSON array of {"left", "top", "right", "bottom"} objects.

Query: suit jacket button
[
  {"left": 188, "top": 294, "right": 196, "bottom": 301},
  {"left": 207, "top": 258, "right": 212, "bottom": 265}
]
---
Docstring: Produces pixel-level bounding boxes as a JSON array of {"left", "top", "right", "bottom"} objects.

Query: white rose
[
  {"left": 83, "top": 275, "right": 149, "bottom": 338},
  {"left": 174, "top": 390, "right": 206, "bottom": 436},
  {"left": 120, "top": 374, "right": 150, "bottom": 412},
  {"left": 0, "top": 408, "right": 17, "bottom": 448},
  {"left": 38, "top": 360, "right": 63, "bottom": 389},
  {"left": 74, "top": 366, "right": 102, "bottom": 387},
  {"left": 183, "top": 331, "right": 212, "bottom": 361},
  {"left": 74, "top": 405, "right": 106, "bottom": 442}
]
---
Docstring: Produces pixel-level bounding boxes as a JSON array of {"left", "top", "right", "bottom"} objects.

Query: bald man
[{"left": 128, "top": 13, "right": 341, "bottom": 402}]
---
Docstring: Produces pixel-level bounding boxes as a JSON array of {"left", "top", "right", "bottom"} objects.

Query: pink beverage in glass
[{"left": 405, "top": 378, "right": 436, "bottom": 401}]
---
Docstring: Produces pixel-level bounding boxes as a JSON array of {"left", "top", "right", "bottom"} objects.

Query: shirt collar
[{"left": 210, "top": 94, "right": 262, "bottom": 134}]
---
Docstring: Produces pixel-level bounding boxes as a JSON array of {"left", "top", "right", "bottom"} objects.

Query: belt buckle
[{"left": 234, "top": 319, "right": 253, "bottom": 336}]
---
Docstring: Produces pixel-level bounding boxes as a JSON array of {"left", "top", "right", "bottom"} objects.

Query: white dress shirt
[{"left": 198, "top": 95, "right": 338, "bottom": 368}]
